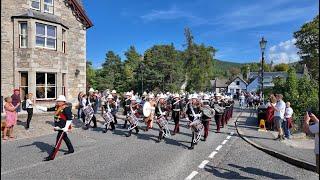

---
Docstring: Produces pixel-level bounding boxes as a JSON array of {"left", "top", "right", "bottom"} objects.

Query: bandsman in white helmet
[{"left": 122, "top": 92, "right": 132, "bottom": 129}]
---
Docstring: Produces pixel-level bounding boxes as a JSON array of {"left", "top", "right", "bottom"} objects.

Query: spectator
[
  {"left": 239, "top": 92, "right": 245, "bottom": 109},
  {"left": 11, "top": 89, "right": 21, "bottom": 117},
  {"left": 303, "top": 113, "right": 319, "bottom": 174},
  {"left": 265, "top": 94, "right": 276, "bottom": 130},
  {"left": 3, "top": 97, "right": 20, "bottom": 140},
  {"left": 283, "top": 102, "right": 293, "bottom": 139},
  {"left": 77, "top": 92, "right": 84, "bottom": 121},
  {"left": 272, "top": 94, "right": 286, "bottom": 141},
  {"left": 25, "top": 93, "right": 35, "bottom": 130}
]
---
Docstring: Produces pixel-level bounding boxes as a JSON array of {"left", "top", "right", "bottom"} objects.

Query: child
[{"left": 3, "top": 97, "right": 20, "bottom": 140}]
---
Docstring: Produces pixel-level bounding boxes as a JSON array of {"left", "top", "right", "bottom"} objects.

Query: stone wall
[{"left": 1, "top": 0, "right": 87, "bottom": 108}]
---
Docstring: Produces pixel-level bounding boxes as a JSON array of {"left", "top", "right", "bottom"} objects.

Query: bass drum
[{"left": 143, "top": 101, "right": 151, "bottom": 117}]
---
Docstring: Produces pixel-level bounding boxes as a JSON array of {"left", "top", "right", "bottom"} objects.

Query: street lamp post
[{"left": 259, "top": 37, "right": 267, "bottom": 104}]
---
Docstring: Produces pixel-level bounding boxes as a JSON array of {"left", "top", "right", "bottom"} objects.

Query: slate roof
[{"left": 12, "top": 9, "right": 69, "bottom": 29}]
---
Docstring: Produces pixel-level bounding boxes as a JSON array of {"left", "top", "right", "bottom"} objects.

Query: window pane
[
  {"left": 36, "top": 24, "right": 45, "bottom": 35},
  {"left": 20, "top": 23, "right": 27, "bottom": 35},
  {"left": 44, "top": 0, "right": 53, "bottom": 4},
  {"left": 20, "top": 87, "right": 28, "bottom": 100},
  {"left": 36, "top": 36, "right": 45, "bottom": 46},
  {"left": 36, "top": 73, "right": 45, "bottom": 85},
  {"left": 21, "top": 72, "right": 28, "bottom": 86},
  {"left": 47, "top": 26, "right": 56, "bottom": 37},
  {"left": 36, "top": 87, "right": 45, "bottom": 98},
  {"left": 47, "top": 87, "right": 56, "bottom": 98},
  {"left": 31, "top": 1, "right": 40, "bottom": 9},
  {"left": 47, "top": 73, "right": 56, "bottom": 85},
  {"left": 46, "top": 38, "right": 56, "bottom": 48},
  {"left": 21, "top": 36, "right": 28, "bottom": 47}
]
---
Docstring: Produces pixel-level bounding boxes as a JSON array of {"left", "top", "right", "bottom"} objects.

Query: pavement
[
  {"left": 235, "top": 107, "right": 317, "bottom": 170},
  {"left": 1, "top": 106, "right": 319, "bottom": 179}
]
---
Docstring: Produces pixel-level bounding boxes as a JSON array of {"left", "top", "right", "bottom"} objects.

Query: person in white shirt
[
  {"left": 304, "top": 112, "right": 319, "bottom": 174},
  {"left": 239, "top": 93, "right": 245, "bottom": 109},
  {"left": 25, "top": 93, "right": 35, "bottom": 130},
  {"left": 283, "top": 102, "right": 293, "bottom": 139},
  {"left": 272, "top": 94, "right": 286, "bottom": 141}
]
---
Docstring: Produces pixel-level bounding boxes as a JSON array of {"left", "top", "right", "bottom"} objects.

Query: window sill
[{"left": 35, "top": 46, "right": 57, "bottom": 51}]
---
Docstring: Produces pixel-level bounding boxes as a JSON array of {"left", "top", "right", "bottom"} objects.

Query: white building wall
[{"left": 227, "top": 77, "right": 247, "bottom": 96}]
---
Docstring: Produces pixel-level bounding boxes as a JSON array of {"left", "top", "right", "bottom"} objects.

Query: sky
[{"left": 83, "top": 0, "right": 319, "bottom": 68}]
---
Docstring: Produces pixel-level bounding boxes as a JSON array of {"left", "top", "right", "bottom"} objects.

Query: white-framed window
[
  {"left": 35, "top": 23, "right": 56, "bottom": 50},
  {"left": 44, "top": 0, "right": 54, "bottom": 14},
  {"left": 36, "top": 73, "right": 56, "bottom": 99},
  {"left": 62, "top": 29, "right": 66, "bottom": 53},
  {"left": 20, "top": 72, "right": 29, "bottom": 100},
  {"left": 236, "top": 81, "right": 240, "bottom": 85},
  {"left": 30, "top": 0, "right": 40, "bottom": 10},
  {"left": 19, "top": 22, "right": 28, "bottom": 48}
]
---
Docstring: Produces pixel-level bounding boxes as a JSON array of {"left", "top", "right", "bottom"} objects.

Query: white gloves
[{"left": 62, "top": 120, "right": 72, "bottom": 132}]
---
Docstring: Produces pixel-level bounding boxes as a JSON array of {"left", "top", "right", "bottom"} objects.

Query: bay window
[
  {"left": 35, "top": 23, "right": 56, "bottom": 50},
  {"left": 20, "top": 72, "right": 29, "bottom": 100},
  {"left": 36, "top": 73, "right": 56, "bottom": 99}
]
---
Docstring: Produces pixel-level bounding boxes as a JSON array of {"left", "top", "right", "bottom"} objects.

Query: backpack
[{"left": 22, "top": 100, "right": 27, "bottom": 110}]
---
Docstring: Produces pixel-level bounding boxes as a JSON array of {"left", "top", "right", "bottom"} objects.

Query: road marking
[
  {"left": 222, "top": 140, "right": 228, "bottom": 145},
  {"left": 215, "top": 145, "right": 223, "bottom": 151},
  {"left": 185, "top": 171, "right": 198, "bottom": 180},
  {"left": 230, "top": 131, "right": 234, "bottom": 136},
  {"left": 198, "top": 160, "right": 209, "bottom": 169},
  {"left": 226, "top": 135, "right": 232, "bottom": 140},
  {"left": 208, "top": 151, "right": 218, "bottom": 158}
]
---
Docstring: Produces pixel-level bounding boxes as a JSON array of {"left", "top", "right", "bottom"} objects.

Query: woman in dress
[{"left": 3, "top": 96, "right": 20, "bottom": 140}]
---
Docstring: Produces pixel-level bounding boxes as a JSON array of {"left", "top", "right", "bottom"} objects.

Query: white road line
[
  {"left": 226, "top": 135, "right": 232, "bottom": 140},
  {"left": 208, "top": 151, "right": 218, "bottom": 158},
  {"left": 222, "top": 140, "right": 228, "bottom": 145},
  {"left": 215, "top": 145, "right": 223, "bottom": 151},
  {"left": 230, "top": 131, "right": 234, "bottom": 136},
  {"left": 198, "top": 160, "right": 209, "bottom": 169},
  {"left": 185, "top": 171, "right": 198, "bottom": 180}
]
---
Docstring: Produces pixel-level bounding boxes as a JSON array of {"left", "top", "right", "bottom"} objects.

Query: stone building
[{"left": 1, "top": 0, "right": 92, "bottom": 108}]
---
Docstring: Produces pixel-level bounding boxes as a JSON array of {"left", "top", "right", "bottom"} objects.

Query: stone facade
[{"left": 1, "top": 0, "right": 92, "bottom": 108}]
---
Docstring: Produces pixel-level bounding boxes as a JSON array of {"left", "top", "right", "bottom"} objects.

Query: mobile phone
[{"left": 306, "top": 108, "right": 312, "bottom": 116}]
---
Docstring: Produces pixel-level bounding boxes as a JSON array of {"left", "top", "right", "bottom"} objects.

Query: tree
[
  {"left": 101, "top": 51, "right": 123, "bottom": 91},
  {"left": 229, "top": 67, "right": 241, "bottom": 79},
  {"left": 294, "top": 15, "right": 319, "bottom": 80},
  {"left": 284, "top": 67, "right": 299, "bottom": 110},
  {"left": 273, "top": 63, "right": 289, "bottom": 72},
  {"left": 183, "top": 27, "right": 216, "bottom": 92},
  {"left": 86, "top": 61, "right": 96, "bottom": 91},
  {"left": 123, "top": 46, "right": 142, "bottom": 92}
]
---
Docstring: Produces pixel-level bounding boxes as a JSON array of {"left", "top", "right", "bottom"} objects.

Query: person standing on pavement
[
  {"left": 3, "top": 97, "right": 20, "bottom": 140},
  {"left": 272, "top": 94, "right": 286, "bottom": 141},
  {"left": 265, "top": 94, "right": 276, "bottom": 130},
  {"left": 11, "top": 89, "right": 21, "bottom": 118},
  {"left": 25, "top": 93, "right": 35, "bottom": 130},
  {"left": 283, "top": 102, "right": 293, "bottom": 139},
  {"left": 77, "top": 92, "right": 84, "bottom": 121},
  {"left": 303, "top": 112, "right": 319, "bottom": 174},
  {"left": 239, "top": 92, "right": 245, "bottom": 109}
]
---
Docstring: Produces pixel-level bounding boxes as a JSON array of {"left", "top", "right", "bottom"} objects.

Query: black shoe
[
  {"left": 274, "top": 135, "right": 281, "bottom": 140},
  {"left": 188, "top": 146, "right": 194, "bottom": 150},
  {"left": 91, "top": 125, "right": 97, "bottom": 128},
  {"left": 25, "top": 127, "right": 29, "bottom": 130},
  {"left": 43, "top": 156, "right": 53, "bottom": 161},
  {"left": 102, "top": 129, "right": 107, "bottom": 133},
  {"left": 126, "top": 132, "right": 132, "bottom": 137},
  {"left": 64, "top": 150, "right": 74, "bottom": 155},
  {"left": 135, "top": 129, "right": 139, "bottom": 134}
]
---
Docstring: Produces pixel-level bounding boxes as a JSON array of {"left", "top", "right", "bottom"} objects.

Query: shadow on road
[
  {"left": 228, "top": 164, "right": 294, "bottom": 179},
  {"left": 18, "top": 141, "right": 68, "bottom": 154},
  {"left": 204, "top": 165, "right": 253, "bottom": 179}
]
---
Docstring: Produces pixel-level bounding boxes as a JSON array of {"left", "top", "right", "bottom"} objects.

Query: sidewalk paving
[{"left": 236, "top": 108, "right": 316, "bottom": 166}]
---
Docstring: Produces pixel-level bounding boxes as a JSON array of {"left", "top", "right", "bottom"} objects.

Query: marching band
[{"left": 37, "top": 90, "right": 234, "bottom": 161}]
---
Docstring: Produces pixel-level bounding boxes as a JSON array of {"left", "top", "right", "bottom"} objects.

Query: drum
[
  {"left": 190, "top": 120, "right": 204, "bottom": 132},
  {"left": 156, "top": 116, "right": 167, "bottom": 129},
  {"left": 143, "top": 101, "right": 152, "bottom": 117},
  {"left": 103, "top": 111, "right": 114, "bottom": 126},
  {"left": 83, "top": 105, "right": 94, "bottom": 116},
  {"left": 202, "top": 106, "right": 215, "bottom": 119},
  {"left": 128, "top": 113, "right": 139, "bottom": 130}
]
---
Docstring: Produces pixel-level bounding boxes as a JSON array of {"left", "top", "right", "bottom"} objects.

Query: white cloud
[
  {"left": 268, "top": 39, "right": 300, "bottom": 64},
  {"left": 140, "top": 6, "right": 208, "bottom": 26}
]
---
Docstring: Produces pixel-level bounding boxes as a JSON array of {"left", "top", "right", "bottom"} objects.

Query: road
[{"left": 1, "top": 107, "right": 319, "bottom": 180}]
